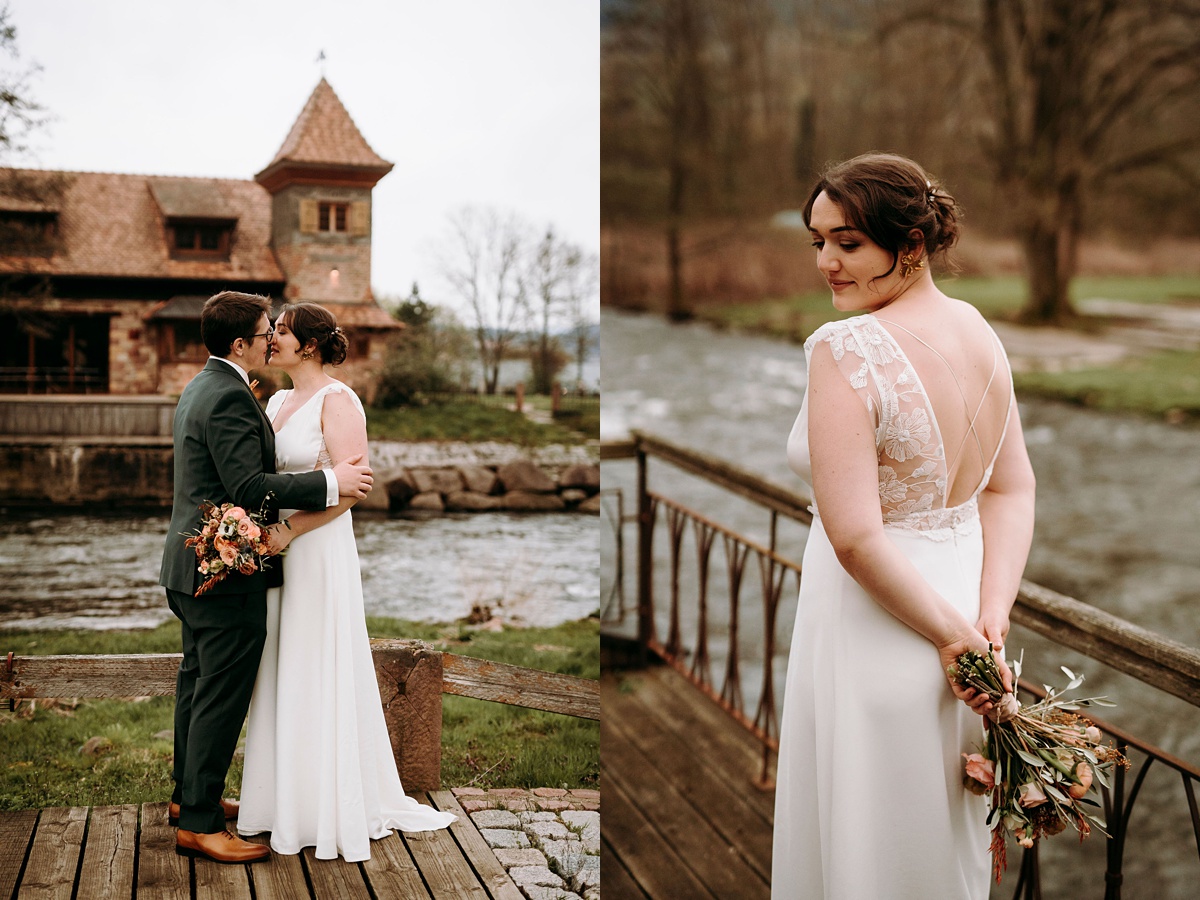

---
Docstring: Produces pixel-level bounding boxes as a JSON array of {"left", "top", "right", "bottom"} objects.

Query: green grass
[
  {"left": 1014, "top": 349, "right": 1200, "bottom": 421},
  {"left": 695, "top": 275, "right": 1200, "bottom": 343},
  {"left": 0, "top": 618, "right": 599, "bottom": 810},
  {"left": 366, "top": 401, "right": 588, "bottom": 446}
]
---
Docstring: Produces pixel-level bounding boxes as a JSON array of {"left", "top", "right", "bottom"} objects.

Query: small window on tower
[{"left": 318, "top": 202, "right": 349, "bottom": 233}]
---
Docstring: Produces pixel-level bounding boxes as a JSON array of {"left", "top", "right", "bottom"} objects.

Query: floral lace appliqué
[{"left": 805, "top": 316, "right": 996, "bottom": 539}]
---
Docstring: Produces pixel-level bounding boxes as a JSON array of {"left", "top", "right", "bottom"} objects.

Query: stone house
[{"left": 0, "top": 79, "right": 400, "bottom": 400}]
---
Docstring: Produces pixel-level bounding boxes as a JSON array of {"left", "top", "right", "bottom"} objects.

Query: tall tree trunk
[{"left": 1019, "top": 225, "right": 1077, "bottom": 325}]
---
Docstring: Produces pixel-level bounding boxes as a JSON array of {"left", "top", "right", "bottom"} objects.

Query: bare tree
[
  {"left": 437, "top": 207, "right": 528, "bottom": 395},
  {"left": 523, "top": 227, "right": 597, "bottom": 394},
  {"left": 899, "top": 0, "right": 1200, "bottom": 323},
  {"left": 0, "top": 3, "right": 46, "bottom": 160}
]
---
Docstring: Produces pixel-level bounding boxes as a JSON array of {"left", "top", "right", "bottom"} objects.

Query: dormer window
[
  {"left": 0, "top": 210, "right": 59, "bottom": 255},
  {"left": 168, "top": 219, "right": 233, "bottom": 259}
]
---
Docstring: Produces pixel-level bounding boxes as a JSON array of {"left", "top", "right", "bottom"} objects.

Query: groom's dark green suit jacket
[{"left": 159, "top": 358, "right": 328, "bottom": 596}]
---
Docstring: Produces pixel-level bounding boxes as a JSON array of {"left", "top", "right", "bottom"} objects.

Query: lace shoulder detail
[{"left": 806, "top": 316, "right": 956, "bottom": 532}]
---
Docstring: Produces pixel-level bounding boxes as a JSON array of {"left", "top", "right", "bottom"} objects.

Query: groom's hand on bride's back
[{"left": 333, "top": 453, "right": 373, "bottom": 498}]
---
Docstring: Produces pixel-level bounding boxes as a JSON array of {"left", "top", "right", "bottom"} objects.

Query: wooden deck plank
[
  {"left": 300, "top": 848, "right": 371, "bottom": 900},
  {"left": 243, "top": 834, "right": 311, "bottom": 900},
  {"left": 428, "top": 790, "right": 524, "bottom": 900},
  {"left": 16, "top": 805, "right": 87, "bottom": 899},
  {"left": 602, "top": 736, "right": 767, "bottom": 900},
  {"left": 136, "top": 802, "right": 190, "bottom": 900},
  {"left": 360, "top": 831, "right": 429, "bottom": 899},
  {"left": 0, "top": 810, "right": 39, "bottom": 899},
  {"left": 403, "top": 793, "right": 489, "bottom": 900},
  {"left": 195, "top": 852, "right": 253, "bottom": 900},
  {"left": 628, "top": 667, "right": 774, "bottom": 819},
  {"left": 600, "top": 835, "right": 650, "bottom": 900},
  {"left": 606, "top": 673, "right": 774, "bottom": 879},
  {"left": 600, "top": 766, "right": 716, "bottom": 900},
  {"left": 76, "top": 805, "right": 138, "bottom": 900}
]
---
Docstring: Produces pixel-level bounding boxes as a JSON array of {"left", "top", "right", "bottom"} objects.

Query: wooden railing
[
  {"left": 1, "top": 640, "right": 598, "bottom": 793},
  {"left": 602, "top": 430, "right": 1200, "bottom": 900}
]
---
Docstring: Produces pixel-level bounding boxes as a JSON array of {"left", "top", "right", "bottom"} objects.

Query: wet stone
[
  {"left": 480, "top": 828, "right": 531, "bottom": 850},
  {"left": 508, "top": 865, "right": 564, "bottom": 889},
  {"left": 494, "top": 848, "right": 547, "bottom": 868}
]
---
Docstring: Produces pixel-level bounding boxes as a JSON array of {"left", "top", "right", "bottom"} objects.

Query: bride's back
[{"left": 874, "top": 298, "right": 1012, "bottom": 509}]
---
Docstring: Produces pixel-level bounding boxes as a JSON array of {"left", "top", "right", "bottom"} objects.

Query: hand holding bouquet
[
  {"left": 949, "top": 647, "right": 1126, "bottom": 882},
  {"left": 184, "top": 496, "right": 277, "bottom": 596}
]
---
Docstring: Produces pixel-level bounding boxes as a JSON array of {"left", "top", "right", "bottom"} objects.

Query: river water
[
  {"left": 0, "top": 510, "right": 598, "bottom": 630},
  {"left": 601, "top": 309, "right": 1200, "bottom": 899}
]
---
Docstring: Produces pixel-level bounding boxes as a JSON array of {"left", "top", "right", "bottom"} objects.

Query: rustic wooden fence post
[{"left": 371, "top": 639, "right": 443, "bottom": 792}]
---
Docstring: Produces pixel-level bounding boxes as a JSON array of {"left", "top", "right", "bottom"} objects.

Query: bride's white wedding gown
[
  {"left": 239, "top": 382, "right": 455, "bottom": 861},
  {"left": 773, "top": 313, "right": 1012, "bottom": 899}
]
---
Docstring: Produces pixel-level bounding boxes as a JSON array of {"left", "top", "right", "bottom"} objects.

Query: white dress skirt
[{"left": 238, "top": 382, "right": 455, "bottom": 861}]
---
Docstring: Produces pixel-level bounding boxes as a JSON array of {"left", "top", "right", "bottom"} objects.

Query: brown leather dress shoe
[
  {"left": 168, "top": 799, "right": 239, "bottom": 826},
  {"left": 175, "top": 829, "right": 269, "bottom": 864}
]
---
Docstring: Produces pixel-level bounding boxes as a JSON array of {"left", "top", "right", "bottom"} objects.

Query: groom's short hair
[{"left": 201, "top": 291, "right": 273, "bottom": 357}]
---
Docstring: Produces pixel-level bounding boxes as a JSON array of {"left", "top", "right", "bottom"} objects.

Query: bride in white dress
[
  {"left": 772, "top": 155, "right": 1036, "bottom": 899},
  {"left": 238, "top": 302, "right": 455, "bottom": 861}
]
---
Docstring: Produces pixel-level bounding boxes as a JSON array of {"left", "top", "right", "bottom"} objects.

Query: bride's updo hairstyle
[
  {"left": 277, "top": 302, "right": 349, "bottom": 366},
  {"left": 802, "top": 153, "right": 961, "bottom": 277}
]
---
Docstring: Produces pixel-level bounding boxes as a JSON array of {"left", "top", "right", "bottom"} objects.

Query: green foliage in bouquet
[{"left": 949, "top": 647, "right": 1128, "bottom": 882}]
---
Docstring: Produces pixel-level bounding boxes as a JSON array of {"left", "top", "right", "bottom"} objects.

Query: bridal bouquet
[
  {"left": 184, "top": 496, "right": 278, "bottom": 596},
  {"left": 949, "top": 648, "right": 1126, "bottom": 882}
]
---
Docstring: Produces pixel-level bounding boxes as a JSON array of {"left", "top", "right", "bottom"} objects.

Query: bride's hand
[
  {"left": 264, "top": 522, "right": 294, "bottom": 555},
  {"left": 937, "top": 627, "right": 1014, "bottom": 718}
]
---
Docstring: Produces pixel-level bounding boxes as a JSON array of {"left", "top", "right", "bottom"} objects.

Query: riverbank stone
[
  {"left": 497, "top": 459, "right": 557, "bottom": 494},
  {"left": 411, "top": 467, "right": 463, "bottom": 495},
  {"left": 458, "top": 464, "right": 499, "bottom": 494},
  {"left": 504, "top": 491, "right": 566, "bottom": 511},
  {"left": 558, "top": 464, "right": 600, "bottom": 492},
  {"left": 445, "top": 490, "right": 505, "bottom": 511},
  {"left": 409, "top": 491, "right": 445, "bottom": 511},
  {"left": 384, "top": 470, "right": 418, "bottom": 507}
]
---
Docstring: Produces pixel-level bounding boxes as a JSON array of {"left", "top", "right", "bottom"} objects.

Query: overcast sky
[{"left": 6, "top": 0, "right": 599, "bottom": 316}]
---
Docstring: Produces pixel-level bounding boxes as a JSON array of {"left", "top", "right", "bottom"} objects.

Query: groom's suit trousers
[{"left": 167, "top": 588, "right": 267, "bottom": 834}]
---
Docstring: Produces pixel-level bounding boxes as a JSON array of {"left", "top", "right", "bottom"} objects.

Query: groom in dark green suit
[{"left": 159, "top": 291, "right": 373, "bottom": 864}]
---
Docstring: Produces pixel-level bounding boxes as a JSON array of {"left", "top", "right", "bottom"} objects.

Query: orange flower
[
  {"left": 1068, "top": 763, "right": 1093, "bottom": 799},
  {"left": 962, "top": 753, "right": 995, "bottom": 793}
]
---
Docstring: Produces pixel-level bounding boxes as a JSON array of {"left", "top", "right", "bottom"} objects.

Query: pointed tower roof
[{"left": 255, "top": 79, "right": 394, "bottom": 193}]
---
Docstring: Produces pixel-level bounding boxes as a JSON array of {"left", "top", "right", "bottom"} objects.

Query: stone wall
[{"left": 365, "top": 458, "right": 600, "bottom": 514}]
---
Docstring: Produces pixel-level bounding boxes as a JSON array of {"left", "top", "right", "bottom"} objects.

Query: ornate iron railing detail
[{"left": 602, "top": 430, "right": 1200, "bottom": 898}]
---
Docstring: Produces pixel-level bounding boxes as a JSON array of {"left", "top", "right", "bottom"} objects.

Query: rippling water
[
  {"left": 0, "top": 510, "right": 598, "bottom": 630},
  {"left": 602, "top": 309, "right": 1200, "bottom": 899}
]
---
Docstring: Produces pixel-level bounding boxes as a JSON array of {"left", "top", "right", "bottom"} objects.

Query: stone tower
[{"left": 255, "top": 78, "right": 394, "bottom": 307}]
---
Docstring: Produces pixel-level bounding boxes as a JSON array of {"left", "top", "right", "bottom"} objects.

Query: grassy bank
[
  {"left": 0, "top": 617, "right": 598, "bottom": 811},
  {"left": 366, "top": 400, "right": 594, "bottom": 445},
  {"left": 689, "top": 275, "right": 1200, "bottom": 423}
]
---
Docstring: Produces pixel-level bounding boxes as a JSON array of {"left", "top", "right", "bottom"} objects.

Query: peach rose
[
  {"left": 1085, "top": 725, "right": 1102, "bottom": 744},
  {"left": 228, "top": 507, "right": 246, "bottom": 520},
  {"left": 1018, "top": 782, "right": 1047, "bottom": 808},
  {"left": 219, "top": 544, "right": 238, "bottom": 566},
  {"left": 1068, "top": 762, "right": 1094, "bottom": 799},
  {"left": 962, "top": 753, "right": 995, "bottom": 793}
]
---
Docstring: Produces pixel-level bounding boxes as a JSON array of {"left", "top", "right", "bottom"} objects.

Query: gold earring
[
  {"left": 899, "top": 254, "right": 925, "bottom": 278},
  {"left": 301, "top": 350, "right": 314, "bottom": 360}
]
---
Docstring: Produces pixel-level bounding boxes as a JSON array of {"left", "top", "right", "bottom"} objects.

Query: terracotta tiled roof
[
  {"left": 261, "top": 79, "right": 393, "bottom": 173},
  {"left": 319, "top": 301, "right": 403, "bottom": 330},
  {"left": 0, "top": 168, "right": 285, "bottom": 282}
]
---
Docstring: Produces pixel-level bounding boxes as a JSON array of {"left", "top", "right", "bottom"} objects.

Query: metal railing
[{"left": 602, "top": 430, "right": 1200, "bottom": 900}]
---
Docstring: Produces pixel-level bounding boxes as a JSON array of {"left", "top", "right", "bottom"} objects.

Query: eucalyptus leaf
[{"left": 1061, "top": 666, "right": 1076, "bottom": 681}]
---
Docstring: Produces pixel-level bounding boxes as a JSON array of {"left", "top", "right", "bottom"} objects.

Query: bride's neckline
[{"left": 271, "top": 382, "right": 339, "bottom": 434}]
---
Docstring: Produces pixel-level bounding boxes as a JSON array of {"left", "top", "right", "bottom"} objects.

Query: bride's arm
[
  {"left": 806, "top": 346, "right": 1009, "bottom": 710},
  {"left": 265, "top": 390, "right": 369, "bottom": 552},
  {"left": 975, "top": 395, "right": 1036, "bottom": 651}
]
